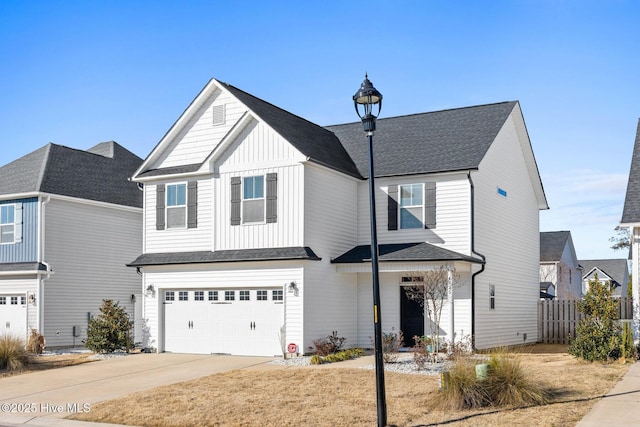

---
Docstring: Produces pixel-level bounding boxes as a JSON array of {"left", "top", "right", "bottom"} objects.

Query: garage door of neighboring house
[
  {"left": 0, "top": 294, "right": 27, "bottom": 342},
  {"left": 163, "top": 289, "right": 284, "bottom": 356}
]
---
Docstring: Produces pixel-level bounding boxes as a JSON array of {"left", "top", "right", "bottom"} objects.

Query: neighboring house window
[
  {"left": 387, "top": 182, "right": 436, "bottom": 230},
  {"left": 490, "top": 285, "right": 496, "bottom": 310},
  {"left": 569, "top": 269, "right": 572, "bottom": 284},
  {"left": 230, "top": 173, "right": 277, "bottom": 225},
  {"left": 156, "top": 182, "right": 197, "bottom": 230},
  {"left": 257, "top": 290, "right": 267, "bottom": 301},
  {"left": 0, "top": 204, "right": 21, "bottom": 244},
  {"left": 272, "top": 290, "right": 283, "bottom": 301}
]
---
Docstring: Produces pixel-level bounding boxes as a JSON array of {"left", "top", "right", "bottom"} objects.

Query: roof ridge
[
  {"left": 327, "top": 100, "right": 518, "bottom": 128},
  {"left": 35, "top": 143, "right": 54, "bottom": 192}
]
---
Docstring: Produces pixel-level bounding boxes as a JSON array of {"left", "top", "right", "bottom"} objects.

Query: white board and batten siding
[
  {"left": 141, "top": 263, "right": 303, "bottom": 355},
  {"left": 472, "top": 111, "right": 541, "bottom": 349},
  {"left": 155, "top": 88, "right": 245, "bottom": 169},
  {"left": 42, "top": 197, "right": 142, "bottom": 347}
]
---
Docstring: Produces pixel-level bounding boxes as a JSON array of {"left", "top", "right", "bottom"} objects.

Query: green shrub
[
  {"left": 0, "top": 334, "right": 29, "bottom": 371},
  {"left": 309, "top": 348, "right": 365, "bottom": 365},
  {"left": 310, "top": 354, "right": 323, "bottom": 365},
  {"left": 569, "top": 277, "right": 621, "bottom": 361},
  {"left": 484, "top": 353, "right": 552, "bottom": 407},
  {"left": 26, "top": 329, "right": 45, "bottom": 354},
  {"left": 621, "top": 322, "right": 637, "bottom": 360},
  {"left": 84, "top": 299, "right": 134, "bottom": 353}
]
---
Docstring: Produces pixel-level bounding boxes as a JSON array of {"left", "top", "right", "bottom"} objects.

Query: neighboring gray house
[
  {"left": 540, "top": 231, "right": 583, "bottom": 299},
  {"left": 128, "top": 78, "right": 548, "bottom": 356},
  {"left": 0, "top": 142, "right": 142, "bottom": 347},
  {"left": 620, "top": 118, "right": 640, "bottom": 338},
  {"left": 578, "top": 259, "right": 629, "bottom": 298}
]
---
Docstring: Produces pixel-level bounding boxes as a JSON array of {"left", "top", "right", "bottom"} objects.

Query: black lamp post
[{"left": 353, "top": 74, "right": 387, "bottom": 427}]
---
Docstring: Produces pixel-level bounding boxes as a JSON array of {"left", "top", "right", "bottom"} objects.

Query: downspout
[
  {"left": 38, "top": 195, "right": 52, "bottom": 335},
  {"left": 467, "top": 172, "right": 486, "bottom": 351}
]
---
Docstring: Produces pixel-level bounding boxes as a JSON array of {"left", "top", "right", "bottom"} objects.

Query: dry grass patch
[
  {"left": 70, "top": 346, "right": 631, "bottom": 427},
  {"left": 0, "top": 353, "right": 95, "bottom": 378}
]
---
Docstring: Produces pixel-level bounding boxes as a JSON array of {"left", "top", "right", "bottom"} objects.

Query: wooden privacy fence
[{"left": 538, "top": 297, "right": 633, "bottom": 344}]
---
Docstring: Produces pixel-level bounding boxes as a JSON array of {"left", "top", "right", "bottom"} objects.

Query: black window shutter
[
  {"left": 266, "top": 173, "right": 277, "bottom": 223},
  {"left": 156, "top": 184, "right": 166, "bottom": 230},
  {"left": 425, "top": 182, "right": 436, "bottom": 229},
  {"left": 230, "top": 177, "right": 242, "bottom": 226},
  {"left": 187, "top": 181, "right": 198, "bottom": 228},
  {"left": 387, "top": 184, "right": 398, "bottom": 230}
]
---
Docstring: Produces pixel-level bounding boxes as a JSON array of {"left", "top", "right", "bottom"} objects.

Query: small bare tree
[{"left": 403, "top": 266, "right": 460, "bottom": 361}]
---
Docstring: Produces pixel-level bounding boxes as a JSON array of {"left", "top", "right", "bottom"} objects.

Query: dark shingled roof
[
  {"left": 325, "top": 102, "right": 518, "bottom": 178},
  {"left": 128, "top": 247, "right": 321, "bottom": 266},
  {"left": 220, "top": 82, "right": 363, "bottom": 179},
  {"left": 579, "top": 259, "right": 629, "bottom": 289},
  {"left": 622, "top": 119, "right": 640, "bottom": 223},
  {"left": 0, "top": 141, "right": 143, "bottom": 208},
  {"left": 331, "top": 242, "right": 484, "bottom": 264},
  {"left": 0, "top": 262, "right": 48, "bottom": 272},
  {"left": 540, "top": 231, "right": 571, "bottom": 262}
]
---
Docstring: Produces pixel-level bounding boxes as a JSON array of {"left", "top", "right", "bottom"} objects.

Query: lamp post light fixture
[{"left": 353, "top": 74, "right": 387, "bottom": 427}]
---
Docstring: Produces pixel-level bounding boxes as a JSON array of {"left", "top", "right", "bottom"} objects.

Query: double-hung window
[
  {"left": 166, "top": 183, "right": 187, "bottom": 228},
  {"left": 399, "top": 184, "right": 424, "bottom": 229},
  {"left": 243, "top": 176, "right": 265, "bottom": 223},
  {"left": 0, "top": 205, "right": 15, "bottom": 244}
]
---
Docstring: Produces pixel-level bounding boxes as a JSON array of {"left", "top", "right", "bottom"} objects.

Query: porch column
[
  {"left": 633, "top": 228, "right": 640, "bottom": 342},
  {"left": 448, "top": 269, "right": 454, "bottom": 344}
]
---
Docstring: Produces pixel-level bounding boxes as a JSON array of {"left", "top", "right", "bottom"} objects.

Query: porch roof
[
  {"left": 331, "top": 242, "right": 484, "bottom": 264},
  {"left": 128, "top": 246, "right": 321, "bottom": 266}
]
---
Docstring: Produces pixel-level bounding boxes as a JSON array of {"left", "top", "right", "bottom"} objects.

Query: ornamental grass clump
[
  {"left": 0, "top": 334, "right": 29, "bottom": 372},
  {"left": 484, "top": 352, "right": 552, "bottom": 407},
  {"left": 432, "top": 357, "right": 490, "bottom": 409}
]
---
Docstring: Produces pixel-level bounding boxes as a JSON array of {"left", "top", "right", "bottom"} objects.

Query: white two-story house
[
  {"left": 0, "top": 141, "right": 142, "bottom": 347},
  {"left": 128, "top": 78, "right": 547, "bottom": 356}
]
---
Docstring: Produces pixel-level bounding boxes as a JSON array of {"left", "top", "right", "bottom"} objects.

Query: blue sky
[{"left": 0, "top": 0, "right": 638, "bottom": 259}]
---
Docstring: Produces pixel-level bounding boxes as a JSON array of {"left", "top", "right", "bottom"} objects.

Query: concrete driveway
[{"left": 0, "top": 353, "right": 274, "bottom": 426}]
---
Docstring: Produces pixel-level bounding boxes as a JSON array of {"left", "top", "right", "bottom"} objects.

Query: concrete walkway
[
  {"left": 576, "top": 361, "right": 640, "bottom": 427},
  {"left": 0, "top": 353, "right": 273, "bottom": 427}
]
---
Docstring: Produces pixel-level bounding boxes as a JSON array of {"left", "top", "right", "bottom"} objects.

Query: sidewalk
[{"left": 576, "top": 361, "right": 640, "bottom": 427}]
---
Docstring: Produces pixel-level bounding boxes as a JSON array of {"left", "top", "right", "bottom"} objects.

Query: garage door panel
[
  {"left": 163, "top": 289, "right": 283, "bottom": 356},
  {"left": 0, "top": 294, "right": 27, "bottom": 342}
]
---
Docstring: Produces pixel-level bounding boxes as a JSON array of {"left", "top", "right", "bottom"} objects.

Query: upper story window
[
  {"left": 243, "top": 176, "right": 265, "bottom": 223},
  {"left": 230, "top": 173, "right": 277, "bottom": 226},
  {"left": 387, "top": 182, "right": 436, "bottom": 231},
  {"left": 400, "top": 184, "right": 424, "bottom": 229},
  {"left": 166, "top": 183, "right": 187, "bottom": 228},
  {"left": 156, "top": 182, "right": 197, "bottom": 230},
  {"left": 1, "top": 205, "right": 15, "bottom": 243}
]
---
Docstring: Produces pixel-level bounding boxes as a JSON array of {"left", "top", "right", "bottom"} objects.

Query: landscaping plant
[
  {"left": 0, "top": 334, "right": 29, "bottom": 371},
  {"left": 84, "top": 299, "right": 134, "bottom": 353},
  {"left": 484, "top": 352, "right": 552, "bottom": 407},
  {"left": 26, "top": 329, "right": 45, "bottom": 354},
  {"left": 569, "top": 276, "right": 621, "bottom": 361},
  {"left": 308, "top": 331, "right": 346, "bottom": 356}
]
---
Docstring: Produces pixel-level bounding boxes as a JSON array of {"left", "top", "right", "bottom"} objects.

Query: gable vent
[{"left": 212, "top": 104, "right": 226, "bottom": 125}]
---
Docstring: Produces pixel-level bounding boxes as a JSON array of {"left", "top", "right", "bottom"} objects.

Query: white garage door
[
  {"left": 163, "top": 288, "right": 284, "bottom": 356},
  {"left": 0, "top": 294, "right": 27, "bottom": 342}
]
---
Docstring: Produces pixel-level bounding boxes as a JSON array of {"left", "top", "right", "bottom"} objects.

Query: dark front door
[{"left": 400, "top": 287, "right": 424, "bottom": 346}]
